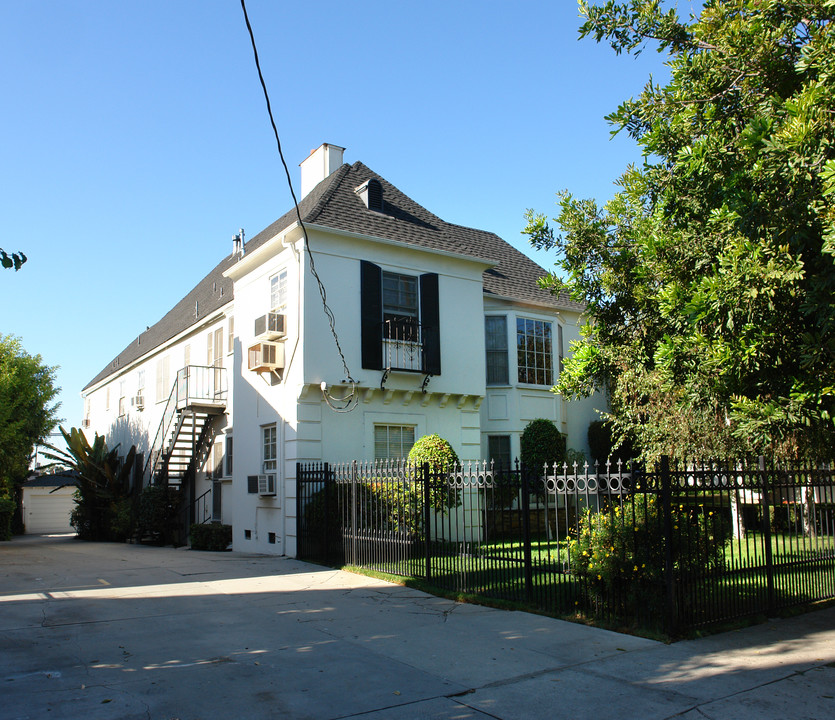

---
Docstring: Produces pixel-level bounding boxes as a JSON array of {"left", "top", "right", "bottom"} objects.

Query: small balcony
[
  {"left": 382, "top": 319, "right": 434, "bottom": 373},
  {"left": 175, "top": 365, "right": 228, "bottom": 412}
]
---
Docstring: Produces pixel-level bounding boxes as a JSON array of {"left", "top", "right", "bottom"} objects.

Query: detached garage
[{"left": 21, "top": 472, "right": 78, "bottom": 534}]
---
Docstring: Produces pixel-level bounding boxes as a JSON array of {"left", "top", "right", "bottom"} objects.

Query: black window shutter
[
  {"left": 420, "top": 273, "right": 441, "bottom": 375},
  {"left": 360, "top": 261, "right": 383, "bottom": 370}
]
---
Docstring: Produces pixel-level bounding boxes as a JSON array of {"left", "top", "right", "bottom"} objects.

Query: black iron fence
[{"left": 297, "top": 457, "right": 835, "bottom": 635}]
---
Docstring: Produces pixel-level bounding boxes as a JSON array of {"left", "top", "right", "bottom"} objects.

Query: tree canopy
[
  {"left": 0, "top": 335, "right": 60, "bottom": 493},
  {"left": 1, "top": 248, "right": 27, "bottom": 272},
  {"left": 526, "top": 1, "right": 835, "bottom": 460}
]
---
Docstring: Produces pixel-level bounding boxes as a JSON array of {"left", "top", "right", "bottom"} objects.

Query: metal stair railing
[
  {"left": 143, "top": 380, "right": 179, "bottom": 485},
  {"left": 143, "top": 365, "right": 228, "bottom": 485}
]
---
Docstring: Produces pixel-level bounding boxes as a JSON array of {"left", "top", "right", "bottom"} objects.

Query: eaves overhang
[{"left": 302, "top": 223, "right": 499, "bottom": 270}]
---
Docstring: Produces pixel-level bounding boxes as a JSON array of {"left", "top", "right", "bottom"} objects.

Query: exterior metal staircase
[{"left": 144, "top": 365, "right": 227, "bottom": 490}]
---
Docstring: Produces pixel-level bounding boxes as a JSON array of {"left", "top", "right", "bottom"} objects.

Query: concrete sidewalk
[{"left": 1, "top": 535, "right": 833, "bottom": 720}]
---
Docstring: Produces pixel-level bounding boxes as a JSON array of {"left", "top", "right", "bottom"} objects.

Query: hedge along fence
[{"left": 297, "top": 456, "right": 835, "bottom": 636}]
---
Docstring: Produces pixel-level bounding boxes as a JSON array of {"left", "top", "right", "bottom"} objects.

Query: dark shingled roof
[
  {"left": 24, "top": 470, "right": 81, "bottom": 488},
  {"left": 84, "top": 161, "right": 581, "bottom": 390}
]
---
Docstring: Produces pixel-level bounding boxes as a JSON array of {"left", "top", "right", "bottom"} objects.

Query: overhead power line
[{"left": 239, "top": 0, "right": 357, "bottom": 412}]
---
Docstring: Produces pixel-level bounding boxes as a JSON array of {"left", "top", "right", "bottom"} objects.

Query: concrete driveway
[{"left": 1, "top": 535, "right": 833, "bottom": 720}]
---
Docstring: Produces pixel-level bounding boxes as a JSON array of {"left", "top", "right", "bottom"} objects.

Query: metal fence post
[
  {"left": 423, "top": 462, "right": 432, "bottom": 581},
  {"left": 660, "top": 455, "right": 677, "bottom": 635},
  {"left": 351, "top": 460, "right": 358, "bottom": 567},
  {"left": 323, "top": 462, "right": 331, "bottom": 564},
  {"left": 759, "top": 455, "right": 776, "bottom": 614},
  {"left": 521, "top": 462, "right": 534, "bottom": 604},
  {"left": 296, "top": 462, "right": 302, "bottom": 558}
]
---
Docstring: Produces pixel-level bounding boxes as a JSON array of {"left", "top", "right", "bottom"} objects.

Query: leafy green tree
[
  {"left": 0, "top": 335, "right": 59, "bottom": 518},
  {"left": 526, "top": 1, "right": 835, "bottom": 460},
  {"left": 1, "top": 248, "right": 27, "bottom": 272},
  {"left": 45, "top": 427, "right": 136, "bottom": 541}
]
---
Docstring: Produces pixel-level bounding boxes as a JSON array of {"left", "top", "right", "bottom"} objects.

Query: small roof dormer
[{"left": 355, "top": 178, "right": 384, "bottom": 213}]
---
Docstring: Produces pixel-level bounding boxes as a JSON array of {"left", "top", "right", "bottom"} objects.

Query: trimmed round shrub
[
  {"left": 408, "top": 434, "right": 461, "bottom": 514},
  {"left": 520, "top": 419, "right": 566, "bottom": 475},
  {"left": 408, "top": 434, "right": 459, "bottom": 470}
]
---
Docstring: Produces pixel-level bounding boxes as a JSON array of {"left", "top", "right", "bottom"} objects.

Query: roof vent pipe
[
  {"left": 233, "top": 229, "right": 245, "bottom": 257},
  {"left": 300, "top": 143, "right": 345, "bottom": 199}
]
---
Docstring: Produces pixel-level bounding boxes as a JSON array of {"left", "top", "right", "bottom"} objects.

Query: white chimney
[{"left": 300, "top": 143, "right": 345, "bottom": 198}]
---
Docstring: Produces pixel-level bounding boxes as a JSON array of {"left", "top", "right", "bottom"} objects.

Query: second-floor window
[
  {"left": 485, "top": 316, "right": 509, "bottom": 385},
  {"left": 360, "top": 261, "right": 440, "bottom": 375},
  {"left": 156, "top": 356, "right": 170, "bottom": 402},
  {"left": 517, "top": 318, "right": 553, "bottom": 385},
  {"left": 383, "top": 272, "right": 419, "bottom": 340},
  {"left": 270, "top": 269, "right": 288, "bottom": 310},
  {"left": 207, "top": 327, "right": 223, "bottom": 368}
]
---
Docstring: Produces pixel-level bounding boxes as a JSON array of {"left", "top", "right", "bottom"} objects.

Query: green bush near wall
[
  {"left": 520, "top": 419, "right": 566, "bottom": 474},
  {"left": 190, "top": 523, "right": 232, "bottom": 551},
  {"left": 0, "top": 497, "right": 16, "bottom": 541}
]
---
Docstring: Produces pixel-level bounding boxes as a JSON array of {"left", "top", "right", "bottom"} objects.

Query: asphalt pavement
[{"left": 1, "top": 534, "right": 833, "bottom": 720}]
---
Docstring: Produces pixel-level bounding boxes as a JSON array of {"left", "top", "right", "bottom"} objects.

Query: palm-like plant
[{"left": 44, "top": 427, "right": 137, "bottom": 541}]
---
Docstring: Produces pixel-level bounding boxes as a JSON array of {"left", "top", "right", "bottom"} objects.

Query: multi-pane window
[
  {"left": 488, "top": 435, "right": 512, "bottom": 469},
  {"left": 382, "top": 272, "right": 418, "bottom": 340},
  {"left": 485, "top": 316, "right": 509, "bottom": 385},
  {"left": 262, "top": 424, "right": 277, "bottom": 473},
  {"left": 137, "top": 369, "right": 145, "bottom": 395},
  {"left": 228, "top": 317, "right": 234, "bottom": 353},
  {"left": 270, "top": 269, "right": 288, "bottom": 310},
  {"left": 374, "top": 424, "right": 415, "bottom": 460},
  {"left": 517, "top": 318, "right": 553, "bottom": 385}
]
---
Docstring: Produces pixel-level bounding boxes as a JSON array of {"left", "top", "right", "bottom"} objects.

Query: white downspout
[{"left": 280, "top": 232, "right": 302, "bottom": 378}]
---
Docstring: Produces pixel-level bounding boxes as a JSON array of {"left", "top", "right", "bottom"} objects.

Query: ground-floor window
[
  {"left": 488, "top": 435, "right": 512, "bottom": 468},
  {"left": 374, "top": 424, "right": 415, "bottom": 461},
  {"left": 225, "top": 435, "right": 233, "bottom": 476},
  {"left": 212, "top": 480, "right": 222, "bottom": 522}
]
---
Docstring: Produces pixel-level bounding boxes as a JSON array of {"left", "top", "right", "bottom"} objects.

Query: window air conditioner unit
[
  {"left": 254, "top": 312, "right": 287, "bottom": 340},
  {"left": 133, "top": 394, "right": 145, "bottom": 410},
  {"left": 248, "top": 341, "right": 285, "bottom": 373},
  {"left": 257, "top": 473, "right": 276, "bottom": 496}
]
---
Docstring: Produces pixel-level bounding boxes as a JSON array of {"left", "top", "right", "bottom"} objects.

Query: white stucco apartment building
[{"left": 81, "top": 144, "right": 603, "bottom": 556}]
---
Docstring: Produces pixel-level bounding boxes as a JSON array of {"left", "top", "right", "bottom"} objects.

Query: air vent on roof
[{"left": 355, "top": 178, "right": 384, "bottom": 212}]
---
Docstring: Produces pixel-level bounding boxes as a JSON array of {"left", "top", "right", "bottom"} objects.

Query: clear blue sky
[{"left": 1, "top": 0, "right": 675, "bottom": 429}]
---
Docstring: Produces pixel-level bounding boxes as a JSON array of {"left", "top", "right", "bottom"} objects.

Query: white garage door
[{"left": 25, "top": 492, "right": 75, "bottom": 534}]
